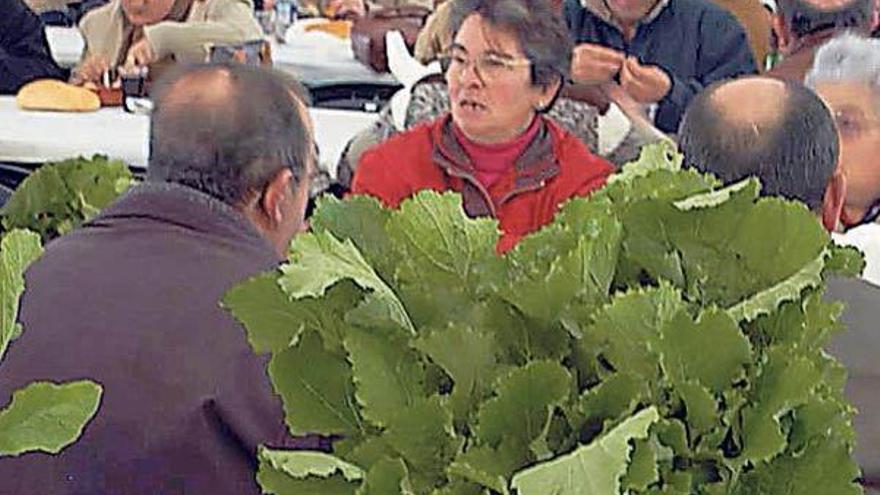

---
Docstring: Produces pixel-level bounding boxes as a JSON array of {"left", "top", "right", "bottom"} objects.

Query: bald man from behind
[
  {"left": 0, "top": 64, "right": 321, "bottom": 494},
  {"left": 768, "top": 0, "right": 879, "bottom": 81},
  {"left": 679, "top": 76, "right": 880, "bottom": 491}
]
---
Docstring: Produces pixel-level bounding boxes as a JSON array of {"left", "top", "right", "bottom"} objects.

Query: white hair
[{"left": 805, "top": 32, "right": 880, "bottom": 93}]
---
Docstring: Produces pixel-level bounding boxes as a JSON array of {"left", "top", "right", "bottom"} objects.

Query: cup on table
[{"left": 120, "top": 66, "right": 151, "bottom": 114}]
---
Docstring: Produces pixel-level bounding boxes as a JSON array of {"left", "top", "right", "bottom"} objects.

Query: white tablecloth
[
  {"left": 46, "top": 26, "right": 85, "bottom": 69},
  {"left": 0, "top": 97, "right": 377, "bottom": 177}
]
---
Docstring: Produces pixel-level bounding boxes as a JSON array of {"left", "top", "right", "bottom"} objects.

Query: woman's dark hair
[
  {"left": 777, "top": 0, "right": 873, "bottom": 38},
  {"left": 447, "top": 0, "right": 573, "bottom": 89},
  {"left": 147, "top": 63, "right": 312, "bottom": 206}
]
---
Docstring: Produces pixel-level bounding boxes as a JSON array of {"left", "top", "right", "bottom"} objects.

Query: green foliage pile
[
  {"left": 224, "top": 144, "right": 865, "bottom": 494},
  {"left": 2, "top": 155, "right": 134, "bottom": 241},
  {"left": 0, "top": 230, "right": 102, "bottom": 457}
]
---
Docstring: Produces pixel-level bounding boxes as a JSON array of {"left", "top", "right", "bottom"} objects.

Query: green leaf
[
  {"left": 383, "top": 396, "right": 460, "bottom": 491},
  {"left": 676, "top": 381, "right": 718, "bottom": 437},
  {"left": 222, "top": 271, "right": 305, "bottom": 354},
  {"left": 733, "top": 438, "right": 861, "bottom": 495},
  {"left": 0, "top": 230, "right": 44, "bottom": 362},
  {"left": 608, "top": 142, "right": 684, "bottom": 184},
  {"left": 2, "top": 155, "right": 133, "bottom": 241},
  {"left": 447, "top": 444, "right": 521, "bottom": 494},
  {"left": 474, "top": 361, "right": 571, "bottom": 454},
  {"left": 510, "top": 407, "right": 660, "bottom": 495},
  {"left": 739, "top": 346, "right": 822, "bottom": 464},
  {"left": 345, "top": 326, "right": 427, "bottom": 428},
  {"left": 357, "top": 457, "right": 413, "bottom": 495},
  {"left": 311, "top": 195, "right": 396, "bottom": 279},
  {"left": 413, "top": 325, "right": 497, "bottom": 423},
  {"left": 659, "top": 308, "right": 751, "bottom": 393},
  {"left": 673, "top": 178, "right": 760, "bottom": 211},
  {"left": 583, "top": 282, "right": 685, "bottom": 383},
  {"left": 0, "top": 380, "right": 103, "bottom": 456},
  {"left": 824, "top": 243, "right": 865, "bottom": 277},
  {"left": 281, "top": 231, "right": 414, "bottom": 334},
  {"left": 727, "top": 251, "right": 825, "bottom": 323},
  {"left": 268, "top": 330, "right": 361, "bottom": 437},
  {"left": 578, "top": 372, "right": 649, "bottom": 427},
  {"left": 257, "top": 447, "right": 362, "bottom": 495},
  {"left": 623, "top": 437, "right": 660, "bottom": 491}
]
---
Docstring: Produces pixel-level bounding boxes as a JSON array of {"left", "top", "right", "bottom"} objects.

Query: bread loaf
[{"left": 16, "top": 79, "right": 101, "bottom": 112}]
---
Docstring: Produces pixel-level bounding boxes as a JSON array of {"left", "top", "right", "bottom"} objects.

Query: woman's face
[
  {"left": 815, "top": 81, "right": 880, "bottom": 223},
  {"left": 603, "top": 0, "right": 659, "bottom": 25},
  {"left": 122, "top": 0, "right": 176, "bottom": 25},
  {"left": 446, "top": 14, "right": 555, "bottom": 144}
]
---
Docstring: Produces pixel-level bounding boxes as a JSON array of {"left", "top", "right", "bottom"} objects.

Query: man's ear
[
  {"left": 259, "top": 168, "right": 295, "bottom": 225},
  {"left": 822, "top": 170, "right": 847, "bottom": 232},
  {"left": 871, "top": 6, "right": 879, "bottom": 32},
  {"left": 772, "top": 15, "right": 791, "bottom": 55}
]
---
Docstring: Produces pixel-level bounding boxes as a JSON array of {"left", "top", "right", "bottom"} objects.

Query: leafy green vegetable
[
  {"left": 2, "top": 155, "right": 133, "bottom": 241},
  {"left": 509, "top": 406, "right": 659, "bottom": 495},
  {"left": 0, "top": 229, "right": 42, "bottom": 362},
  {"left": 225, "top": 144, "right": 865, "bottom": 495},
  {"left": 0, "top": 380, "right": 103, "bottom": 456}
]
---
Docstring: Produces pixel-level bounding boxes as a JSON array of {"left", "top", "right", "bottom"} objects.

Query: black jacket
[
  {"left": 0, "top": 182, "right": 323, "bottom": 494},
  {"left": 564, "top": 0, "right": 757, "bottom": 133},
  {"left": 0, "top": 0, "right": 65, "bottom": 94}
]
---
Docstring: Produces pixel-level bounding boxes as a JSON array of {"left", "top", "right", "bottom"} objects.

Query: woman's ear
[{"left": 536, "top": 76, "right": 563, "bottom": 112}]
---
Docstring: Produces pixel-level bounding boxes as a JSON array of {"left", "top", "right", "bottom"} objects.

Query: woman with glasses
[{"left": 351, "top": 0, "right": 613, "bottom": 253}]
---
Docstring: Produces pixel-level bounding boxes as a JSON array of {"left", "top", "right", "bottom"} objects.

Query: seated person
[
  {"left": 806, "top": 34, "right": 880, "bottom": 284},
  {"left": 767, "top": 0, "right": 876, "bottom": 82},
  {"left": 351, "top": 0, "right": 614, "bottom": 253},
  {"left": 678, "top": 77, "right": 879, "bottom": 488},
  {"left": 1, "top": 0, "right": 66, "bottom": 94},
  {"left": 0, "top": 63, "right": 319, "bottom": 494},
  {"left": 564, "top": 0, "right": 758, "bottom": 133},
  {"left": 72, "top": 0, "right": 263, "bottom": 84}
]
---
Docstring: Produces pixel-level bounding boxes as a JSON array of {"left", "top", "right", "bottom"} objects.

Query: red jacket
[{"left": 352, "top": 114, "right": 614, "bottom": 252}]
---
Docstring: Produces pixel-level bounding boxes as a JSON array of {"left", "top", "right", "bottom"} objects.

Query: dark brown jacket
[{"left": 0, "top": 182, "right": 321, "bottom": 495}]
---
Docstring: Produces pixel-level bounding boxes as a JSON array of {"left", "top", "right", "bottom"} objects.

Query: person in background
[
  {"left": 678, "top": 76, "right": 879, "bottom": 491},
  {"left": 806, "top": 34, "right": 880, "bottom": 283},
  {"left": 351, "top": 0, "right": 613, "bottom": 253},
  {"left": 563, "top": 0, "right": 757, "bottom": 134},
  {"left": 0, "top": 0, "right": 66, "bottom": 94},
  {"left": 72, "top": 0, "right": 263, "bottom": 85},
  {"left": 0, "top": 64, "right": 320, "bottom": 494},
  {"left": 767, "top": 0, "right": 877, "bottom": 81},
  {"left": 710, "top": 0, "right": 775, "bottom": 72}
]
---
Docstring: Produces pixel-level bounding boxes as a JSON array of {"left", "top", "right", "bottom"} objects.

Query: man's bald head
[
  {"left": 148, "top": 63, "right": 312, "bottom": 206},
  {"left": 679, "top": 77, "right": 839, "bottom": 210},
  {"left": 777, "top": 0, "right": 874, "bottom": 39}
]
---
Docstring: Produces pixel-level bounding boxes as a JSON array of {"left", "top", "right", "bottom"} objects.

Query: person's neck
[{"left": 458, "top": 114, "right": 537, "bottom": 146}]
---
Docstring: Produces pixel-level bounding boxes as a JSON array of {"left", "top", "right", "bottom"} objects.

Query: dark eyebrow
[{"left": 449, "top": 43, "right": 469, "bottom": 53}]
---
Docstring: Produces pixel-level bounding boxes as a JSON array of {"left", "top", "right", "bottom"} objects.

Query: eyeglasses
[{"left": 438, "top": 49, "right": 532, "bottom": 83}]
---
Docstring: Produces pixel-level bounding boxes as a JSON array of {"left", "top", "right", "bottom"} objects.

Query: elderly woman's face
[
  {"left": 122, "top": 0, "right": 176, "bottom": 25},
  {"left": 603, "top": 0, "right": 659, "bottom": 24},
  {"left": 815, "top": 81, "right": 880, "bottom": 223},
  {"left": 446, "top": 14, "right": 553, "bottom": 144}
]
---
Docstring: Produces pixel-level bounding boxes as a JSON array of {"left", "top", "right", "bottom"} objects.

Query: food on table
[{"left": 16, "top": 79, "right": 101, "bottom": 112}]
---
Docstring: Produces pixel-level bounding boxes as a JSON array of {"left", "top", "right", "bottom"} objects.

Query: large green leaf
[
  {"left": 257, "top": 447, "right": 363, "bottom": 495},
  {"left": 2, "top": 156, "right": 133, "bottom": 240},
  {"left": 281, "top": 231, "right": 414, "bottom": 333},
  {"left": 0, "top": 380, "right": 103, "bottom": 456},
  {"left": 268, "top": 330, "right": 362, "bottom": 437},
  {"left": 413, "top": 324, "right": 497, "bottom": 423},
  {"left": 345, "top": 326, "right": 427, "bottom": 428},
  {"left": 510, "top": 407, "right": 660, "bottom": 495},
  {"left": 0, "top": 229, "right": 43, "bottom": 362},
  {"left": 357, "top": 457, "right": 413, "bottom": 495},
  {"left": 474, "top": 361, "right": 571, "bottom": 457},
  {"left": 659, "top": 308, "right": 752, "bottom": 393}
]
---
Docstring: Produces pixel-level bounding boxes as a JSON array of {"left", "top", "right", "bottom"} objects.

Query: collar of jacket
[
  {"left": 90, "top": 181, "right": 280, "bottom": 260},
  {"left": 430, "top": 114, "right": 560, "bottom": 218},
  {"left": 580, "top": 0, "right": 670, "bottom": 32}
]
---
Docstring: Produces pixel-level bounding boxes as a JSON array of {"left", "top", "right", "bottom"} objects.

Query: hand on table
[
  {"left": 619, "top": 56, "right": 671, "bottom": 104},
  {"left": 571, "top": 43, "right": 624, "bottom": 85},
  {"left": 124, "top": 38, "right": 157, "bottom": 68},
  {"left": 71, "top": 55, "right": 109, "bottom": 85}
]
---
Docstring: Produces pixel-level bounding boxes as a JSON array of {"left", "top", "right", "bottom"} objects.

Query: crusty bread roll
[
  {"left": 16, "top": 79, "right": 101, "bottom": 112},
  {"left": 304, "top": 20, "right": 352, "bottom": 39}
]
